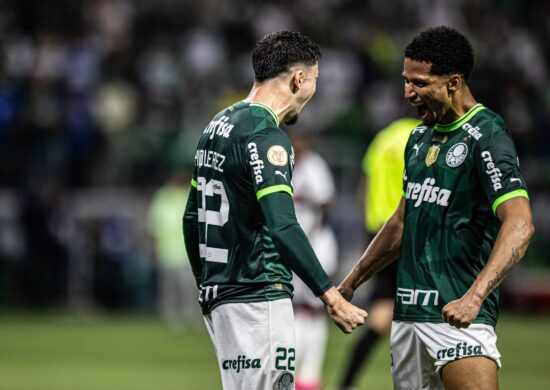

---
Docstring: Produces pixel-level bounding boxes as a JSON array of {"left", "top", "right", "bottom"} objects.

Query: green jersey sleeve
[
  {"left": 246, "top": 127, "right": 294, "bottom": 200},
  {"left": 474, "top": 117, "right": 529, "bottom": 214},
  {"left": 183, "top": 176, "right": 202, "bottom": 288}
]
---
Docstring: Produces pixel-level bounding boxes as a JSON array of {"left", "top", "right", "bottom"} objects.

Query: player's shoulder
[{"left": 469, "top": 105, "right": 509, "bottom": 140}]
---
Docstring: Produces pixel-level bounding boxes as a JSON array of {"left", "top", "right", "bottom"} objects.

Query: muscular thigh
[{"left": 442, "top": 356, "right": 498, "bottom": 390}]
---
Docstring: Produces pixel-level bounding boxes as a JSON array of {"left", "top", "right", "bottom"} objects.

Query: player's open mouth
[{"left": 416, "top": 103, "right": 429, "bottom": 119}]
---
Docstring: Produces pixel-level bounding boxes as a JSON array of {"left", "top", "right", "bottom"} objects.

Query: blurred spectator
[
  {"left": 339, "top": 117, "right": 418, "bottom": 390},
  {"left": 19, "top": 173, "right": 68, "bottom": 307},
  {"left": 290, "top": 132, "right": 338, "bottom": 390},
  {"left": 0, "top": 0, "right": 549, "bottom": 312},
  {"left": 148, "top": 171, "right": 200, "bottom": 331}
]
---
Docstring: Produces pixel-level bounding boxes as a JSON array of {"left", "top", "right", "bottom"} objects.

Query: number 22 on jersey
[{"left": 196, "top": 176, "right": 230, "bottom": 263}]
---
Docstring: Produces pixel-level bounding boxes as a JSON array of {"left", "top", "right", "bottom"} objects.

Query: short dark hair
[
  {"left": 404, "top": 26, "right": 474, "bottom": 80},
  {"left": 252, "top": 31, "right": 321, "bottom": 82}
]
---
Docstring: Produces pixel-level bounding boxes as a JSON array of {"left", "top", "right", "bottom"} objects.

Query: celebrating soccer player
[
  {"left": 183, "top": 31, "right": 367, "bottom": 390},
  {"left": 338, "top": 26, "right": 534, "bottom": 389}
]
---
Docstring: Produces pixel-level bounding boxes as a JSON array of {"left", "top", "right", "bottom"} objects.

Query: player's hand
[
  {"left": 321, "top": 287, "right": 368, "bottom": 334},
  {"left": 337, "top": 283, "right": 354, "bottom": 302},
  {"left": 442, "top": 295, "right": 482, "bottom": 329}
]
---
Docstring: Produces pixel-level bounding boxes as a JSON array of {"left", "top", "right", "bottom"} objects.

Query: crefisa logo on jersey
[
  {"left": 446, "top": 143, "right": 468, "bottom": 167},
  {"left": 481, "top": 150, "right": 502, "bottom": 191},
  {"left": 406, "top": 178, "right": 452, "bottom": 207},
  {"left": 248, "top": 143, "right": 265, "bottom": 184},
  {"left": 462, "top": 122, "right": 483, "bottom": 140}
]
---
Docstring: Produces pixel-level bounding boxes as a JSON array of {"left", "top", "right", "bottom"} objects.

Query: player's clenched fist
[
  {"left": 321, "top": 287, "right": 368, "bottom": 333},
  {"left": 442, "top": 295, "right": 482, "bottom": 329}
]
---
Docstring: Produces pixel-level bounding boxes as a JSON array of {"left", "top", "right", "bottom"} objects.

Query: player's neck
[
  {"left": 245, "top": 82, "right": 294, "bottom": 125},
  {"left": 440, "top": 87, "right": 478, "bottom": 124}
]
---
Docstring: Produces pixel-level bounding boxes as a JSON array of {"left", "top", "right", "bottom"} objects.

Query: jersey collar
[
  {"left": 434, "top": 103, "right": 485, "bottom": 132},
  {"left": 249, "top": 102, "right": 280, "bottom": 127}
]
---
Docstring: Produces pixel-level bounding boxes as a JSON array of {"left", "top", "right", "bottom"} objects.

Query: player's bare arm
[
  {"left": 442, "top": 196, "right": 534, "bottom": 328},
  {"left": 338, "top": 198, "right": 406, "bottom": 301},
  {"left": 320, "top": 286, "right": 368, "bottom": 334}
]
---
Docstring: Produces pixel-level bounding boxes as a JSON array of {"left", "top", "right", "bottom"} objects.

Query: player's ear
[
  {"left": 290, "top": 69, "right": 304, "bottom": 94},
  {"left": 447, "top": 74, "right": 461, "bottom": 92}
]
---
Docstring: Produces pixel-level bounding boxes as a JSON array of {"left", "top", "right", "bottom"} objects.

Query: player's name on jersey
[
  {"left": 195, "top": 149, "right": 226, "bottom": 173},
  {"left": 203, "top": 115, "right": 235, "bottom": 140}
]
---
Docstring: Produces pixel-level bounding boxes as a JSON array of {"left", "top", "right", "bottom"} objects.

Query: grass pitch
[{"left": 0, "top": 312, "right": 548, "bottom": 389}]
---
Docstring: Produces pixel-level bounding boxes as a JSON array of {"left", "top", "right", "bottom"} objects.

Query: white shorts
[
  {"left": 390, "top": 321, "right": 501, "bottom": 390},
  {"left": 204, "top": 298, "right": 296, "bottom": 390}
]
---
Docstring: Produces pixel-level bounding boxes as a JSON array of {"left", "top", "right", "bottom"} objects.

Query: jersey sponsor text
[
  {"left": 405, "top": 178, "right": 452, "bottom": 207},
  {"left": 436, "top": 342, "right": 483, "bottom": 360},
  {"left": 248, "top": 142, "right": 265, "bottom": 184},
  {"left": 481, "top": 151, "right": 503, "bottom": 191},
  {"left": 222, "top": 355, "right": 261, "bottom": 373},
  {"left": 203, "top": 115, "right": 234, "bottom": 139},
  {"left": 396, "top": 287, "right": 439, "bottom": 306},
  {"left": 462, "top": 123, "right": 483, "bottom": 140}
]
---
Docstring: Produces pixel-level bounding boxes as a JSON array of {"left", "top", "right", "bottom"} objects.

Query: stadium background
[{"left": 0, "top": 0, "right": 549, "bottom": 389}]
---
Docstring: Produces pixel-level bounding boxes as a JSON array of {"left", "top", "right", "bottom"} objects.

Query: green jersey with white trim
[
  {"left": 394, "top": 104, "right": 528, "bottom": 327},
  {"left": 190, "top": 101, "right": 301, "bottom": 314}
]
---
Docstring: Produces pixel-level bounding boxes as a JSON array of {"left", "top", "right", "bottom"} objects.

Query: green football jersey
[
  {"left": 394, "top": 103, "right": 529, "bottom": 327},
  {"left": 190, "top": 101, "right": 297, "bottom": 314}
]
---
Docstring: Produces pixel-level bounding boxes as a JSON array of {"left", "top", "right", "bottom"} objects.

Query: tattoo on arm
[{"left": 487, "top": 248, "right": 521, "bottom": 292}]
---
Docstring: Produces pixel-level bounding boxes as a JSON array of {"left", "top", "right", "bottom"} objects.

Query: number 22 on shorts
[{"left": 275, "top": 347, "right": 295, "bottom": 370}]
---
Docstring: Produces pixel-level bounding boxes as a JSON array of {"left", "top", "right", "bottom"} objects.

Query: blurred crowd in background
[{"left": 0, "top": 0, "right": 549, "bottom": 319}]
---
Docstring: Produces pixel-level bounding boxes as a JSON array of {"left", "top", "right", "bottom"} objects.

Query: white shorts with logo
[
  {"left": 204, "top": 298, "right": 296, "bottom": 390},
  {"left": 390, "top": 321, "right": 501, "bottom": 390}
]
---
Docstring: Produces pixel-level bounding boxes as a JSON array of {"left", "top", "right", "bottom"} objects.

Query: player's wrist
[{"left": 320, "top": 286, "right": 341, "bottom": 307}]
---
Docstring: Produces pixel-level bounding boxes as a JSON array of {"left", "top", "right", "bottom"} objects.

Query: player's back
[{"left": 192, "top": 101, "right": 294, "bottom": 314}]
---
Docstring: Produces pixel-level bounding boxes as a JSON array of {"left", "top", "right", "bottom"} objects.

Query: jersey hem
[
  {"left": 392, "top": 314, "right": 496, "bottom": 328},
  {"left": 203, "top": 293, "right": 292, "bottom": 314}
]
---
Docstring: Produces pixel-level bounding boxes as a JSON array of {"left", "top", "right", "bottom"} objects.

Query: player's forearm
[
  {"left": 260, "top": 193, "right": 333, "bottom": 296},
  {"left": 465, "top": 213, "right": 534, "bottom": 304},
  {"left": 270, "top": 219, "right": 333, "bottom": 296},
  {"left": 341, "top": 212, "right": 403, "bottom": 291}
]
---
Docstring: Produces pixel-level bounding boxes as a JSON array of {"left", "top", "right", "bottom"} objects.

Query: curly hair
[
  {"left": 404, "top": 26, "right": 474, "bottom": 80},
  {"left": 252, "top": 31, "right": 321, "bottom": 82}
]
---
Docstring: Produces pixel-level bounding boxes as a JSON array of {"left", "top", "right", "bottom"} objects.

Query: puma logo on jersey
[
  {"left": 275, "top": 170, "right": 288, "bottom": 181},
  {"left": 510, "top": 178, "right": 522, "bottom": 185},
  {"left": 406, "top": 178, "right": 452, "bottom": 207},
  {"left": 413, "top": 143, "right": 423, "bottom": 156}
]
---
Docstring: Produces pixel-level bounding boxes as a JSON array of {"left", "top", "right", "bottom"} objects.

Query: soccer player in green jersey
[
  {"left": 338, "top": 26, "right": 534, "bottom": 389},
  {"left": 183, "top": 31, "right": 367, "bottom": 390}
]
